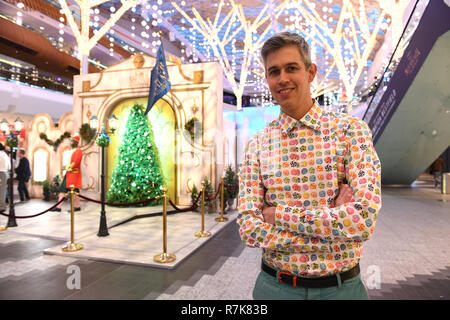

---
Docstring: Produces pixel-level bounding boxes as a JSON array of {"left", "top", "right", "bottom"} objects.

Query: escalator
[{"left": 362, "top": 0, "right": 450, "bottom": 185}]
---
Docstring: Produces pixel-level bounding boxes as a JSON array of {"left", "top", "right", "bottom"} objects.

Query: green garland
[
  {"left": 39, "top": 131, "right": 71, "bottom": 150},
  {"left": 39, "top": 123, "right": 94, "bottom": 150}
]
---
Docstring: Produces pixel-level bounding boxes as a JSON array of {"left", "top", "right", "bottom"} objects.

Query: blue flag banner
[{"left": 145, "top": 44, "right": 171, "bottom": 115}]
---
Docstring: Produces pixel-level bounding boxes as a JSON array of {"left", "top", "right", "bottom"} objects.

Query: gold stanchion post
[
  {"left": 216, "top": 176, "right": 228, "bottom": 222},
  {"left": 62, "top": 185, "right": 83, "bottom": 252},
  {"left": 195, "top": 181, "right": 211, "bottom": 237},
  {"left": 154, "top": 187, "right": 176, "bottom": 263}
]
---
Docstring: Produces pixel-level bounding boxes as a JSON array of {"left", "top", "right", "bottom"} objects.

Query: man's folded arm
[
  {"left": 273, "top": 120, "right": 382, "bottom": 242},
  {"left": 237, "top": 136, "right": 331, "bottom": 253}
]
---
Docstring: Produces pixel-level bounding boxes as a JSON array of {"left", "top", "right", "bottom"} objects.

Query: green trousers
[{"left": 253, "top": 269, "right": 370, "bottom": 300}]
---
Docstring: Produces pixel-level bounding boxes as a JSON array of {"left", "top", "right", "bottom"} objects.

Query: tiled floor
[
  {"left": 0, "top": 174, "right": 449, "bottom": 300},
  {"left": 41, "top": 206, "right": 238, "bottom": 269}
]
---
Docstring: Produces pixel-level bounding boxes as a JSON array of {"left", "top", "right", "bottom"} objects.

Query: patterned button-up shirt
[{"left": 237, "top": 104, "right": 382, "bottom": 277}]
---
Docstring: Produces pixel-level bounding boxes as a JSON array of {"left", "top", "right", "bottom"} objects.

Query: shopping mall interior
[{"left": 0, "top": 0, "right": 449, "bottom": 301}]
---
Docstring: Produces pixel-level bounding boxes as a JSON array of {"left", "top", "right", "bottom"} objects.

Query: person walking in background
[
  {"left": 15, "top": 149, "right": 31, "bottom": 202},
  {"left": 0, "top": 143, "right": 10, "bottom": 213},
  {"left": 431, "top": 157, "right": 444, "bottom": 188}
]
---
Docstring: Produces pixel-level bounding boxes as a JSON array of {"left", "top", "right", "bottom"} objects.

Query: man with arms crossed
[{"left": 237, "top": 32, "right": 382, "bottom": 300}]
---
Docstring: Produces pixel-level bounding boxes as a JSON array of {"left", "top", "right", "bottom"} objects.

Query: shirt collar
[{"left": 279, "top": 103, "right": 324, "bottom": 136}]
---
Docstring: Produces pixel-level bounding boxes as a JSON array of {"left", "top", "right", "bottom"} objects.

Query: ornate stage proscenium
[{"left": 71, "top": 54, "right": 225, "bottom": 206}]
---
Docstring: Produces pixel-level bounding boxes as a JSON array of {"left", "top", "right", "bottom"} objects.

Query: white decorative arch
[
  {"left": 72, "top": 54, "right": 223, "bottom": 205},
  {"left": 26, "top": 112, "right": 74, "bottom": 198}
]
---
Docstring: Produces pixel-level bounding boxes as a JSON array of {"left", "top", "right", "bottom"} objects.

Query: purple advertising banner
[{"left": 369, "top": 0, "right": 450, "bottom": 144}]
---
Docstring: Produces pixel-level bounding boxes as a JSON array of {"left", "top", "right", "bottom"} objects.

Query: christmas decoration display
[
  {"left": 80, "top": 123, "right": 95, "bottom": 143},
  {"left": 95, "top": 129, "right": 111, "bottom": 147},
  {"left": 39, "top": 174, "right": 61, "bottom": 201},
  {"left": 5, "top": 137, "right": 18, "bottom": 148},
  {"left": 202, "top": 177, "right": 217, "bottom": 212},
  {"left": 184, "top": 117, "right": 202, "bottom": 141},
  {"left": 222, "top": 166, "right": 239, "bottom": 212},
  {"left": 173, "top": 0, "right": 274, "bottom": 110},
  {"left": 39, "top": 131, "right": 71, "bottom": 151},
  {"left": 190, "top": 184, "right": 199, "bottom": 211},
  {"left": 223, "top": 165, "right": 239, "bottom": 200},
  {"left": 58, "top": 0, "right": 140, "bottom": 75},
  {"left": 107, "top": 104, "right": 165, "bottom": 206}
]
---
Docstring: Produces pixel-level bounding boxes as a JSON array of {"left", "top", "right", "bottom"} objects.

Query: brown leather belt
[{"left": 261, "top": 260, "right": 360, "bottom": 289}]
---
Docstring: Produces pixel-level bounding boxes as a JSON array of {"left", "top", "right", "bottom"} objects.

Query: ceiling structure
[{"left": 0, "top": 0, "right": 427, "bottom": 109}]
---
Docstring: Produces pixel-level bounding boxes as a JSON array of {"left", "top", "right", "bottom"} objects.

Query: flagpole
[
  {"left": 158, "top": 30, "right": 169, "bottom": 96},
  {"left": 158, "top": 31, "right": 165, "bottom": 56},
  {"left": 145, "top": 31, "right": 171, "bottom": 116}
]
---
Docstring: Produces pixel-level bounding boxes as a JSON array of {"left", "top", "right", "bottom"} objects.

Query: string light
[
  {"left": 15, "top": 1, "right": 23, "bottom": 26},
  {"left": 51, "top": 0, "right": 413, "bottom": 107},
  {"left": 172, "top": 0, "right": 277, "bottom": 110},
  {"left": 58, "top": 0, "right": 140, "bottom": 75},
  {"left": 58, "top": 9, "right": 65, "bottom": 50}
]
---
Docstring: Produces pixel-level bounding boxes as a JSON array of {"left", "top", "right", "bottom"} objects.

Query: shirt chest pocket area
[
  {"left": 328, "top": 130, "right": 348, "bottom": 181},
  {"left": 259, "top": 141, "right": 281, "bottom": 188},
  {"left": 260, "top": 158, "right": 279, "bottom": 188}
]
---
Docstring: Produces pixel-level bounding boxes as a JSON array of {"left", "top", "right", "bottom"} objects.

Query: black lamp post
[
  {"left": 1, "top": 117, "right": 24, "bottom": 228},
  {"left": 90, "top": 114, "right": 118, "bottom": 237}
]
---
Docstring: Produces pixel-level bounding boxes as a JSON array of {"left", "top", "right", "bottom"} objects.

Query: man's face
[
  {"left": 265, "top": 45, "right": 316, "bottom": 114},
  {"left": 18, "top": 152, "right": 24, "bottom": 158}
]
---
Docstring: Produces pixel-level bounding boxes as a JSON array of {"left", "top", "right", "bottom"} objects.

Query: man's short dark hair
[
  {"left": 19, "top": 149, "right": 25, "bottom": 155},
  {"left": 261, "top": 32, "right": 312, "bottom": 68}
]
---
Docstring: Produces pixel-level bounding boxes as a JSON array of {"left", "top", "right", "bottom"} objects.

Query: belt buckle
[{"left": 278, "top": 271, "right": 297, "bottom": 287}]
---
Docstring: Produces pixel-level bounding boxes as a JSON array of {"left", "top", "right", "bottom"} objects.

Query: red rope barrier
[
  {"left": 223, "top": 183, "right": 238, "bottom": 191},
  {"left": 168, "top": 199, "right": 194, "bottom": 212},
  {"left": 0, "top": 196, "right": 66, "bottom": 219},
  {"left": 168, "top": 191, "right": 202, "bottom": 212},
  {"left": 205, "top": 182, "right": 222, "bottom": 201},
  {"left": 77, "top": 194, "right": 160, "bottom": 207}
]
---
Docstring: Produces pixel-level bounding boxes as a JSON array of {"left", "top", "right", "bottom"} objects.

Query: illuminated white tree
[
  {"left": 58, "top": 0, "right": 140, "bottom": 75},
  {"left": 172, "top": 0, "right": 281, "bottom": 110},
  {"left": 284, "top": 0, "right": 387, "bottom": 111},
  {"left": 380, "top": 0, "right": 410, "bottom": 45},
  {"left": 379, "top": 0, "right": 411, "bottom": 59}
]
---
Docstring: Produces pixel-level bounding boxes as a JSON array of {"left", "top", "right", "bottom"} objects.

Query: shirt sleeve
[
  {"left": 237, "top": 133, "right": 332, "bottom": 253},
  {"left": 274, "top": 119, "right": 382, "bottom": 242}
]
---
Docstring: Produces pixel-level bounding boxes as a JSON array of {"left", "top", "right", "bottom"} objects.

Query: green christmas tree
[
  {"left": 202, "top": 176, "right": 217, "bottom": 211},
  {"left": 223, "top": 165, "right": 239, "bottom": 199},
  {"left": 190, "top": 184, "right": 199, "bottom": 207},
  {"left": 107, "top": 104, "right": 165, "bottom": 206}
]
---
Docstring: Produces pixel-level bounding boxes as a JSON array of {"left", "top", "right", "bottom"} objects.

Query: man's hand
[
  {"left": 262, "top": 206, "right": 276, "bottom": 225},
  {"left": 334, "top": 184, "right": 353, "bottom": 207}
]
